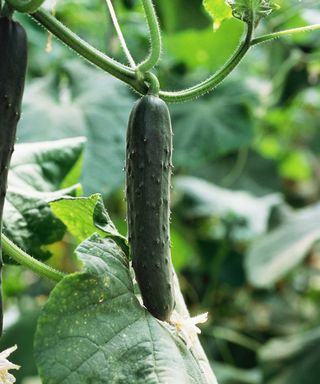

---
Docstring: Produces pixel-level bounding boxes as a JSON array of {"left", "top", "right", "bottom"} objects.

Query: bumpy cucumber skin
[
  {"left": 126, "top": 95, "right": 175, "bottom": 321},
  {"left": 0, "top": 17, "right": 28, "bottom": 335}
]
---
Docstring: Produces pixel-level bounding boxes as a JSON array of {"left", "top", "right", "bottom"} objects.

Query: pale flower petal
[
  {"left": 0, "top": 345, "right": 20, "bottom": 384},
  {"left": 170, "top": 311, "right": 209, "bottom": 349},
  {"left": 0, "top": 346, "right": 17, "bottom": 360}
]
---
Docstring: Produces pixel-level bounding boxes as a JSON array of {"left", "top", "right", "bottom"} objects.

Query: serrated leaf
[
  {"left": 50, "top": 193, "right": 128, "bottom": 254},
  {"left": 4, "top": 138, "right": 85, "bottom": 261},
  {"left": 203, "top": 0, "right": 233, "bottom": 30},
  {"left": 226, "top": 0, "right": 278, "bottom": 26},
  {"left": 34, "top": 234, "right": 217, "bottom": 384}
]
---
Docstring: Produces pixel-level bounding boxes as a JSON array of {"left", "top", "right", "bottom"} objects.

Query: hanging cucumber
[
  {"left": 0, "top": 15, "right": 28, "bottom": 335},
  {"left": 126, "top": 95, "right": 175, "bottom": 321}
]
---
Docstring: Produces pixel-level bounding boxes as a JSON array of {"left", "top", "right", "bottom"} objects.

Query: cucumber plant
[{"left": 0, "top": 0, "right": 319, "bottom": 383}]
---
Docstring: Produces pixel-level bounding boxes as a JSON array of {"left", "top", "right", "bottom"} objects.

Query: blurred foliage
[{"left": 2, "top": 0, "right": 320, "bottom": 383}]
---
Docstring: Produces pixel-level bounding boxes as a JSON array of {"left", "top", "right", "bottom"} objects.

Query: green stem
[
  {"left": 251, "top": 24, "right": 320, "bottom": 46},
  {"left": 2, "top": 234, "right": 65, "bottom": 282},
  {"left": 159, "top": 22, "right": 253, "bottom": 103},
  {"left": 5, "top": 0, "right": 45, "bottom": 13},
  {"left": 137, "top": 0, "right": 162, "bottom": 73},
  {"left": 105, "top": 0, "right": 136, "bottom": 67},
  {"left": 32, "top": 9, "right": 147, "bottom": 93},
  {"left": 144, "top": 71, "right": 160, "bottom": 95}
]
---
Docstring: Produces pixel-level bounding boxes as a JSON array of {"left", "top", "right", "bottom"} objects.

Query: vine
[
  {"left": 2, "top": 234, "right": 65, "bottom": 282},
  {"left": 137, "top": 0, "right": 162, "bottom": 73},
  {"left": 105, "top": 0, "right": 136, "bottom": 68},
  {"left": 2, "top": 0, "right": 320, "bottom": 102}
]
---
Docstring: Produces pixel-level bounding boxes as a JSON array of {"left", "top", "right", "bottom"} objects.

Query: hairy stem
[
  {"left": 159, "top": 22, "right": 253, "bottom": 103},
  {"left": 137, "top": 0, "right": 161, "bottom": 73},
  {"left": 251, "top": 23, "right": 320, "bottom": 46},
  {"left": 144, "top": 71, "right": 160, "bottom": 95},
  {"left": 2, "top": 234, "right": 65, "bottom": 282},
  {"left": 105, "top": 0, "right": 136, "bottom": 67},
  {"left": 32, "top": 9, "right": 147, "bottom": 93}
]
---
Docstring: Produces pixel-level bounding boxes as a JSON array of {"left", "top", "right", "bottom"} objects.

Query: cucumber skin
[
  {"left": 0, "top": 17, "right": 28, "bottom": 335},
  {"left": 126, "top": 95, "right": 175, "bottom": 321}
]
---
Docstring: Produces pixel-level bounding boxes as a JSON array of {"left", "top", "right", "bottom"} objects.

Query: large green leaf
[
  {"left": 259, "top": 327, "right": 320, "bottom": 384},
  {"left": 34, "top": 234, "right": 217, "bottom": 384},
  {"left": 18, "top": 61, "right": 134, "bottom": 196},
  {"left": 4, "top": 138, "right": 84, "bottom": 260},
  {"left": 170, "top": 84, "right": 255, "bottom": 169},
  {"left": 245, "top": 203, "right": 320, "bottom": 287}
]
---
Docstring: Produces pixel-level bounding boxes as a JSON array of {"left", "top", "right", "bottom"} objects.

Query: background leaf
[
  {"left": 259, "top": 327, "right": 320, "bottom": 384},
  {"left": 163, "top": 21, "right": 243, "bottom": 71},
  {"left": 4, "top": 138, "right": 84, "bottom": 261},
  {"left": 170, "top": 83, "right": 255, "bottom": 170},
  {"left": 18, "top": 61, "right": 134, "bottom": 196},
  {"left": 245, "top": 203, "right": 320, "bottom": 287},
  {"left": 173, "top": 176, "right": 281, "bottom": 239}
]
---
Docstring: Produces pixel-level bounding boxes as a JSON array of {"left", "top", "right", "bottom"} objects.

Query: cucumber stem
[
  {"left": 158, "top": 21, "right": 254, "bottom": 102},
  {"left": 144, "top": 71, "right": 160, "bottom": 96},
  {"left": 29, "top": 7, "right": 320, "bottom": 102}
]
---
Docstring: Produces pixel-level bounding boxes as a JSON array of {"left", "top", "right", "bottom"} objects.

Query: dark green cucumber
[
  {"left": 0, "top": 16, "right": 28, "bottom": 335},
  {"left": 126, "top": 95, "right": 175, "bottom": 321}
]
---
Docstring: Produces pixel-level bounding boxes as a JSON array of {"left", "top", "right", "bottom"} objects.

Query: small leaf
[
  {"left": 226, "top": 0, "right": 279, "bottom": 26},
  {"left": 203, "top": 0, "right": 233, "bottom": 30},
  {"left": 50, "top": 194, "right": 128, "bottom": 253}
]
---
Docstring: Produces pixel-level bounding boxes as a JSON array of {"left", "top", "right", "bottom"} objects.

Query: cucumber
[
  {"left": 126, "top": 95, "right": 175, "bottom": 321},
  {"left": 0, "top": 16, "right": 28, "bottom": 335}
]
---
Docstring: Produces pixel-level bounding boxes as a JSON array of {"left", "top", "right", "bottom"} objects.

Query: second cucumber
[{"left": 0, "top": 15, "right": 28, "bottom": 335}]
